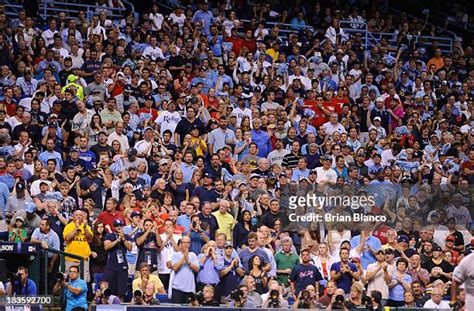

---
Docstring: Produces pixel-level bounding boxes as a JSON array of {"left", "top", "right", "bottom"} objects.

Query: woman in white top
[{"left": 312, "top": 243, "right": 336, "bottom": 281}]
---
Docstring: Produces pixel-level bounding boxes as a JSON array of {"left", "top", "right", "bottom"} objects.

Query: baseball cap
[
  {"left": 113, "top": 219, "right": 125, "bottom": 227},
  {"left": 131, "top": 211, "right": 142, "bottom": 218},
  {"left": 203, "top": 172, "right": 213, "bottom": 178},
  {"left": 249, "top": 173, "right": 260, "bottom": 179},
  {"left": 127, "top": 148, "right": 138, "bottom": 157},
  {"left": 67, "top": 74, "right": 79, "bottom": 83},
  {"left": 446, "top": 235, "right": 456, "bottom": 242},
  {"left": 128, "top": 166, "right": 137, "bottom": 171},
  {"left": 159, "top": 158, "right": 169, "bottom": 166},
  {"left": 321, "top": 154, "right": 332, "bottom": 161},
  {"left": 15, "top": 181, "right": 26, "bottom": 192},
  {"left": 432, "top": 244, "right": 442, "bottom": 252},
  {"left": 373, "top": 116, "right": 382, "bottom": 122},
  {"left": 224, "top": 242, "right": 233, "bottom": 249},
  {"left": 25, "top": 202, "right": 36, "bottom": 214},
  {"left": 397, "top": 235, "right": 409, "bottom": 243},
  {"left": 124, "top": 84, "right": 132, "bottom": 92},
  {"left": 89, "top": 164, "right": 99, "bottom": 171},
  {"left": 70, "top": 146, "right": 80, "bottom": 153},
  {"left": 142, "top": 126, "right": 154, "bottom": 133}
]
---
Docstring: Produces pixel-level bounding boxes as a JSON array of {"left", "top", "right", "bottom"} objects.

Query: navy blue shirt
[
  {"left": 191, "top": 186, "right": 220, "bottom": 203},
  {"left": 104, "top": 232, "right": 133, "bottom": 272},
  {"left": 330, "top": 261, "right": 358, "bottom": 294},
  {"left": 289, "top": 263, "right": 323, "bottom": 295}
]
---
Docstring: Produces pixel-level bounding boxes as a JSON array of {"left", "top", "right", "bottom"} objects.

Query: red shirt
[
  {"left": 310, "top": 104, "right": 328, "bottom": 128},
  {"left": 242, "top": 39, "right": 257, "bottom": 53},
  {"left": 97, "top": 211, "right": 125, "bottom": 233},
  {"left": 372, "top": 224, "right": 392, "bottom": 245},
  {"left": 332, "top": 97, "right": 349, "bottom": 113},
  {"left": 0, "top": 100, "right": 17, "bottom": 117},
  {"left": 323, "top": 101, "right": 342, "bottom": 116},
  {"left": 225, "top": 36, "right": 244, "bottom": 56}
]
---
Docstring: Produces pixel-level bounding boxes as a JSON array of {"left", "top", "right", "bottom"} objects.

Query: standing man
[
  {"left": 289, "top": 249, "right": 322, "bottom": 299},
  {"left": 103, "top": 219, "right": 133, "bottom": 300},
  {"left": 212, "top": 199, "right": 235, "bottom": 242},
  {"left": 365, "top": 249, "right": 392, "bottom": 305},
  {"left": 170, "top": 236, "right": 200, "bottom": 303},
  {"left": 63, "top": 209, "right": 93, "bottom": 283},
  {"left": 330, "top": 247, "right": 360, "bottom": 294}
]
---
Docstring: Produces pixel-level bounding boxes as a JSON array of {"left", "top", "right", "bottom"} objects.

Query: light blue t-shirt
[
  {"left": 171, "top": 251, "right": 198, "bottom": 293},
  {"left": 65, "top": 278, "right": 88, "bottom": 311},
  {"left": 350, "top": 235, "right": 381, "bottom": 269},
  {"left": 389, "top": 273, "right": 412, "bottom": 302}
]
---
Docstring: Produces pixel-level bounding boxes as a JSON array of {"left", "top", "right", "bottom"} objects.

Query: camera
[
  {"left": 133, "top": 290, "right": 144, "bottom": 305},
  {"left": 268, "top": 289, "right": 280, "bottom": 308},
  {"left": 301, "top": 290, "right": 310, "bottom": 300},
  {"left": 332, "top": 294, "right": 346, "bottom": 309},
  {"left": 102, "top": 288, "right": 111, "bottom": 298},
  {"left": 56, "top": 272, "right": 67, "bottom": 282},
  {"left": 297, "top": 289, "right": 312, "bottom": 309},
  {"left": 230, "top": 289, "right": 243, "bottom": 301},
  {"left": 7, "top": 272, "right": 20, "bottom": 281}
]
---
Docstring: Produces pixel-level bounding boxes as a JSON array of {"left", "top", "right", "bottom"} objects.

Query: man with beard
[
  {"left": 289, "top": 249, "right": 322, "bottom": 298},
  {"left": 174, "top": 107, "right": 205, "bottom": 146},
  {"left": 207, "top": 116, "right": 236, "bottom": 154}
]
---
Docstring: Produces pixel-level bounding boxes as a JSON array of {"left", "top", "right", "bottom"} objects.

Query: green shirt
[
  {"left": 274, "top": 251, "right": 300, "bottom": 286},
  {"left": 9, "top": 228, "right": 27, "bottom": 242}
]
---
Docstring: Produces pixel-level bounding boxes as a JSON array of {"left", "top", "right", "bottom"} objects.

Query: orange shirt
[{"left": 427, "top": 57, "right": 444, "bottom": 71}]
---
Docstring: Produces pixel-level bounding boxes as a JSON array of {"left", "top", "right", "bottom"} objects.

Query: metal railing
[
  {"left": 4, "top": 0, "right": 23, "bottom": 18},
  {"left": 38, "top": 0, "right": 128, "bottom": 21},
  {"left": 42, "top": 247, "right": 85, "bottom": 295},
  {"left": 239, "top": 19, "right": 314, "bottom": 39},
  {"left": 339, "top": 21, "right": 453, "bottom": 53}
]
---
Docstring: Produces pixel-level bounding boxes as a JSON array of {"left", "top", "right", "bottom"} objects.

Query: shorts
[{"left": 65, "top": 260, "right": 90, "bottom": 283}]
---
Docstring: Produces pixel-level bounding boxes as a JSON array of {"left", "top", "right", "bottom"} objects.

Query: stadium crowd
[{"left": 0, "top": 0, "right": 472, "bottom": 309}]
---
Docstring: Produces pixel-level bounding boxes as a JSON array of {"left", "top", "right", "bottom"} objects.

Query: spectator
[
  {"left": 169, "top": 236, "right": 200, "bottom": 303},
  {"left": 103, "top": 219, "right": 133, "bottom": 299}
]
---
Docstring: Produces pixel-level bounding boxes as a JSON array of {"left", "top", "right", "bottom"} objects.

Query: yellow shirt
[
  {"left": 132, "top": 274, "right": 164, "bottom": 294},
  {"left": 190, "top": 137, "right": 206, "bottom": 157},
  {"left": 265, "top": 48, "right": 279, "bottom": 62},
  {"left": 63, "top": 222, "right": 92, "bottom": 261},
  {"left": 61, "top": 82, "right": 84, "bottom": 100},
  {"left": 212, "top": 211, "right": 235, "bottom": 241}
]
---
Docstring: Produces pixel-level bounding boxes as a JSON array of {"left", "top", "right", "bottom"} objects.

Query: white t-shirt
[
  {"left": 315, "top": 167, "right": 337, "bottom": 184},
  {"left": 42, "top": 29, "right": 58, "bottom": 47},
  {"left": 366, "top": 262, "right": 394, "bottom": 299},
  {"left": 158, "top": 233, "right": 181, "bottom": 274},
  {"left": 134, "top": 139, "right": 152, "bottom": 156},
  {"left": 231, "top": 107, "right": 252, "bottom": 127},
  {"left": 142, "top": 46, "right": 164, "bottom": 61},
  {"left": 149, "top": 13, "right": 165, "bottom": 31},
  {"left": 169, "top": 13, "right": 186, "bottom": 30},
  {"left": 267, "top": 149, "right": 289, "bottom": 166},
  {"left": 155, "top": 111, "right": 181, "bottom": 138},
  {"left": 322, "top": 121, "right": 347, "bottom": 136}
]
